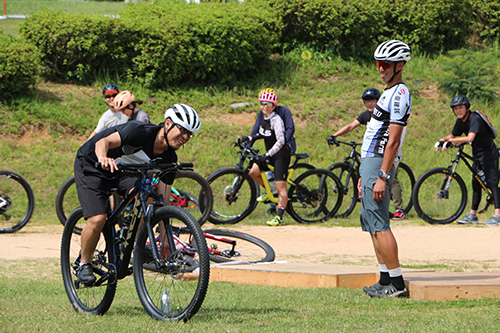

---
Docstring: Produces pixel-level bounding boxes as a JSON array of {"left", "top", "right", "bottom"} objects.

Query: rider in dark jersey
[
  {"left": 250, "top": 90, "right": 295, "bottom": 215},
  {"left": 74, "top": 104, "right": 201, "bottom": 286},
  {"left": 435, "top": 95, "right": 500, "bottom": 226},
  {"left": 242, "top": 88, "right": 291, "bottom": 226}
]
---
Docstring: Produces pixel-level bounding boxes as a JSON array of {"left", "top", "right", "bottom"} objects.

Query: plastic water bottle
[
  {"left": 477, "top": 169, "right": 486, "bottom": 184},
  {"left": 266, "top": 171, "right": 277, "bottom": 196},
  {"left": 161, "top": 290, "right": 171, "bottom": 314}
]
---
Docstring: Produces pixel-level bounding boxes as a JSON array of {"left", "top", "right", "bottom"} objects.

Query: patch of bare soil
[{"left": 2, "top": 223, "right": 500, "bottom": 272}]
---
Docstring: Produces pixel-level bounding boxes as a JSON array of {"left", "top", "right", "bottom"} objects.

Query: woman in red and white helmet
[{"left": 242, "top": 88, "right": 292, "bottom": 226}]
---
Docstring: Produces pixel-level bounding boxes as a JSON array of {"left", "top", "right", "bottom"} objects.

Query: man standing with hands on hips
[{"left": 359, "top": 40, "right": 412, "bottom": 298}]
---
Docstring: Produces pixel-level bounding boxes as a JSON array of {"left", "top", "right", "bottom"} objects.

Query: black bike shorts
[
  {"left": 260, "top": 155, "right": 291, "bottom": 181},
  {"left": 74, "top": 157, "right": 140, "bottom": 219}
]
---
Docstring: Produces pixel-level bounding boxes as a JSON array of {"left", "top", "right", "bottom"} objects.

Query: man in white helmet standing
[
  {"left": 73, "top": 104, "right": 201, "bottom": 286},
  {"left": 359, "top": 40, "right": 412, "bottom": 298}
]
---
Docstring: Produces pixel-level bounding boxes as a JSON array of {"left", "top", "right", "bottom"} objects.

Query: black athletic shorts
[
  {"left": 260, "top": 154, "right": 291, "bottom": 181},
  {"left": 74, "top": 157, "right": 141, "bottom": 219}
]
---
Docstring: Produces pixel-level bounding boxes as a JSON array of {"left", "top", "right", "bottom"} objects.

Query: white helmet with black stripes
[
  {"left": 164, "top": 104, "right": 201, "bottom": 133},
  {"left": 374, "top": 40, "right": 411, "bottom": 62}
]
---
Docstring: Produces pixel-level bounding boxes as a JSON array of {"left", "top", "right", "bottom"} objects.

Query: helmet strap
[
  {"left": 163, "top": 122, "right": 175, "bottom": 149},
  {"left": 387, "top": 62, "right": 401, "bottom": 83}
]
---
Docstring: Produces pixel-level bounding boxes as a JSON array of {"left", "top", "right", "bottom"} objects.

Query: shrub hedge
[
  {"left": 19, "top": 2, "right": 278, "bottom": 87},
  {"left": 11, "top": 0, "right": 500, "bottom": 89},
  {"left": 0, "top": 34, "right": 39, "bottom": 98}
]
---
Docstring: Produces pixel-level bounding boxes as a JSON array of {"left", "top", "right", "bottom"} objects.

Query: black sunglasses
[{"left": 175, "top": 124, "right": 194, "bottom": 138}]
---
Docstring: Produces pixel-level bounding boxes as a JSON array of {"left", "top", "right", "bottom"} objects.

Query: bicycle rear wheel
[
  {"left": 55, "top": 175, "right": 79, "bottom": 227},
  {"left": 412, "top": 168, "right": 467, "bottom": 224},
  {"left": 207, "top": 166, "right": 258, "bottom": 224},
  {"left": 389, "top": 162, "right": 415, "bottom": 217},
  {"left": 203, "top": 229, "right": 275, "bottom": 263},
  {"left": 327, "top": 162, "right": 358, "bottom": 218},
  {"left": 287, "top": 169, "right": 343, "bottom": 223},
  {"left": 173, "top": 171, "right": 214, "bottom": 227},
  {"left": 60, "top": 207, "right": 117, "bottom": 315},
  {"left": 133, "top": 206, "right": 210, "bottom": 322},
  {"left": 0, "top": 171, "right": 35, "bottom": 233}
]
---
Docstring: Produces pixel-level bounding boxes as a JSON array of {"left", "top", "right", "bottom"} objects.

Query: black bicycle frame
[{"left": 445, "top": 144, "right": 492, "bottom": 212}]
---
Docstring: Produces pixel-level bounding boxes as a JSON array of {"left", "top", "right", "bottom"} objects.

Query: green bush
[
  {"left": 19, "top": 3, "right": 279, "bottom": 87},
  {"left": 20, "top": 10, "right": 116, "bottom": 82},
  {"left": 0, "top": 34, "right": 39, "bottom": 98},
  {"left": 383, "top": 0, "right": 473, "bottom": 53},
  {"left": 437, "top": 49, "right": 499, "bottom": 102},
  {"left": 472, "top": 1, "right": 500, "bottom": 44},
  {"left": 260, "top": 0, "right": 475, "bottom": 59},
  {"left": 117, "top": 1, "right": 279, "bottom": 87},
  {"left": 263, "top": 0, "right": 385, "bottom": 59}
]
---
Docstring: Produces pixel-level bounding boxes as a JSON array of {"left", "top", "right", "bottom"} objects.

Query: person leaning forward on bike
[
  {"left": 359, "top": 40, "right": 411, "bottom": 298},
  {"left": 74, "top": 104, "right": 201, "bottom": 285},
  {"left": 242, "top": 88, "right": 292, "bottom": 226},
  {"left": 435, "top": 95, "right": 500, "bottom": 226}
]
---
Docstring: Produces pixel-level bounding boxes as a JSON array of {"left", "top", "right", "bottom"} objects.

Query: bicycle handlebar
[
  {"left": 95, "top": 160, "right": 194, "bottom": 173},
  {"left": 329, "top": 139, "right": 362, "bottom": 148}
]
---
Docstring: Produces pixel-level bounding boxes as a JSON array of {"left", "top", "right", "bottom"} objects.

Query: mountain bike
[
  {"left": 56, "top": 170, "right": 212, "bottom": 232},
  {"left": 0, "top": 170, "right": 35, "bottom": 234},
  {"left": 327, "top": 139, "right": 415, "bottom": 218},
  {"left": 207, "top": 139, "right": 343, "bottom": 224},
  {"left": 60, "top": 160, "right": 210, "bottom": 322},
  {"left": 412, "top": 142, "right": 494, "bottom": 225},
  {"left": 150, "top": 228, "right": 275, "bottom": 264}
]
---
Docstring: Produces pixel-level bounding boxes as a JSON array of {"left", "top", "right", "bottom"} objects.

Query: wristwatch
[{"left": 378, "top": 169, "right": 390, "bottom": 180}]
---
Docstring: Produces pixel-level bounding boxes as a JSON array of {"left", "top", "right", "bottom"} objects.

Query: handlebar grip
[{"left": 178, "top": 162, "right": 194, "bottom": 169}]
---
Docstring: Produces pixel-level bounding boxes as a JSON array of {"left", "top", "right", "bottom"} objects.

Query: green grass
[
  {"left": 1, "top": 258, "right": 500, "bottom": 332},
  {"left": 0, "top": 0, "right": 125, "bottom": 36}
]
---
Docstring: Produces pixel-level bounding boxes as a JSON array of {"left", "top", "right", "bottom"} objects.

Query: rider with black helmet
[
  {"left": 435, "top": 95, "right": 500, "bottom": 226},
  {"left": 327, "top": 88, "right": 381, "bottom": 140},
  {"left": 326, "top": 88, "right": 407, "bottom": 220}
]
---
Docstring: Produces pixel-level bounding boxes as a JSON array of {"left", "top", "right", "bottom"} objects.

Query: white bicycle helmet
[
  {"left": 374, "top": 40, "right": 411, "bottom": 62},
  {"left": 164, "top": 104, "right": 201, "bottom": 133}
]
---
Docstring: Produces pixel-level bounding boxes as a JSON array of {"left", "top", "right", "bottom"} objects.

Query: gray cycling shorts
[{"left": 359, "top": 157, "right": 395, "bottom": 234}]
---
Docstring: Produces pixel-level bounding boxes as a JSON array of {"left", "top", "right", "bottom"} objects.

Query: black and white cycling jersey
[{"left": 361, "top": 83, "right": 411, "bottom": 163}]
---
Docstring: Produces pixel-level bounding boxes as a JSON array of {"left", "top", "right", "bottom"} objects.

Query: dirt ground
[{"left": 2, "top": 223, "right": 500, "bottom": 271}]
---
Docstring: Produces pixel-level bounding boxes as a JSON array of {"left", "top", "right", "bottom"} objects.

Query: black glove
[
  {"left": 444, "top": 141, "right": 453, "bottom": 148},
  {"left": 256, "top": 154, "right": 269, "bottom": 164},
  {"left": 434, "top": 140, "right": 444, "bottom": 149},
  {"left": 327, "top": 135, "right": 339, "bottom": 146},
  {"left": 241, "top": 136, "right": 251, "bottom": 144}
]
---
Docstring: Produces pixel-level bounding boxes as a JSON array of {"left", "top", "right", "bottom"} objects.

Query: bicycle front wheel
[
  {"left": 0, "top": 171, "right": 35, "bottom": 233},
  {"left": 389, "top": 162, "right": 416, "bottom": 217},
  {"left": 173, "top": 171, "right": 214, "bottom": 227},
  {"left": 287, "top": 169, "right": 343, "bottom": 224},
  {"left": 133, "top": 206, "right": 210, "bottom": 322},
  {"left": 327, "top": 162, "right": 358, "bottom": 218},
  {"left": 203, "top": 229, "right": 275, "bottom": 263},
  {"left": 207, "top": 166, "right": 258, "bottom": 224},
  {"left": 412, "top": 168, "right": 468, "bottom": 224},
  {"left": 60, "top": 207, "right": 117, "bottom": 315}
]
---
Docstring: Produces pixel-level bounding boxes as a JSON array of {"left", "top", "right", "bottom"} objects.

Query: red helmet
[{"left": 258, "top": 88, "right": 278, "bottom": 105}]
